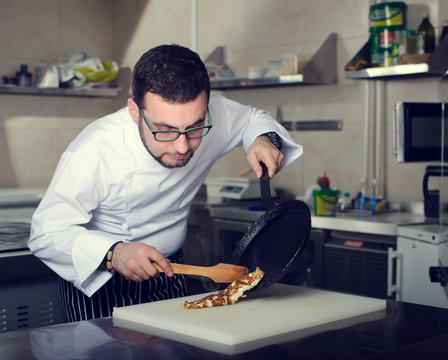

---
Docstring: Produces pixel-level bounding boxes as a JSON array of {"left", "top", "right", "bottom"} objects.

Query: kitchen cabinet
[
  {"left": 210, "top": 33, "right": 337, "bottom": 90},
  {"left": 0, "top": 219, "right": 64, "bottom": 333},
  {"left": 0, "top": 252, "right": 64, "bottom": 333},
  {"left": 312, "top": 212, "right": 426, "bottom": 300},
  {"left": 323, "top": 230, "right": 396, "bottom": 299}
]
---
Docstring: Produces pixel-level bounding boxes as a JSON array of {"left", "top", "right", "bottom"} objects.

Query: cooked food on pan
[{"left": 184, "top": 267, "right": 264, "bottom": 309}]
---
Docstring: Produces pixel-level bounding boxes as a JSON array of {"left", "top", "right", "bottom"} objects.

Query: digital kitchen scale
[{"left": 204, "top": 177, "right": 276, "bottom": 200}]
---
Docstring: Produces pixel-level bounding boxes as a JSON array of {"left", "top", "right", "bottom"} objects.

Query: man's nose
[{"left": 172, "top": 133, "right": 190, "bottom": 153}]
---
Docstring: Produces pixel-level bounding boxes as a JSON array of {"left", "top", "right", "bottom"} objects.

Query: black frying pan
[{"left": 232, "top": 163, "right": 311, "bottom": 294}]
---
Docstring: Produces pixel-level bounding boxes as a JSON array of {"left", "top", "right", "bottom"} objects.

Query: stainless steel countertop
[
  {"left": 311, "top": 210, "right": 427, "bottom": 236},
  {"left": 2, "top": 300, "right": 448, "bottom": 359}
]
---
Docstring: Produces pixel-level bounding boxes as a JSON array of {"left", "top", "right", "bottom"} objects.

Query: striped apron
[{"left": 59, "top": 250, "right": 188, "bottom": 322}]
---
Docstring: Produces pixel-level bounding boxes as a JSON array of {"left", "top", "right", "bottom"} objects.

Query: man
[{"left": 28, "top": 44, "right": 303, "bottom": 322}]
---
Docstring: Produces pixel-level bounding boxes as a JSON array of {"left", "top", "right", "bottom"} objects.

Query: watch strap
[{"left": 260, "top": 131, "right": 283, "bottom": 150}]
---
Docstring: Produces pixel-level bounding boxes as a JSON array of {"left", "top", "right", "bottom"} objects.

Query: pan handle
[{"left": 260, "top": 162, "right": 275, "bottom": 211}]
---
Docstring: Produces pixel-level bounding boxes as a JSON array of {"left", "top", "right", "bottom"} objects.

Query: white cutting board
[{"left": 113, "top": 284, "right": 386, "bottom": 354}]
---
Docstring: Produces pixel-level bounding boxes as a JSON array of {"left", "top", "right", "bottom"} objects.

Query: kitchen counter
[
  {"left": 311, "top": 209, "right": 427, "bottom": 236},
  {"left": 0, "top": 218, "right": 31, "bottom": 253},
  {"left": 1, "top": 298, "right": 448, "bottom": 359},
  {"left": 210, "top": 203, "right": 428, "bottom": 236}
]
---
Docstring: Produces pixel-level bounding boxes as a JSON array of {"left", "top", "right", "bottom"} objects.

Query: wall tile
[
  {"left": 198, "top": 0, "right": 247, "bottom": 54},
  {"left": 0, "top": 0, "right": 59, "bottom": 64},
  {"left": 115, "top": 0, "right": 190, "bottom": 69},
  {"left": 3, "top": 127, "right": 59, "bottom": 187},
  {"left": 245, "top": 0, "right": 304, "bottom": 47},
  {"left": 302, "top": 0, "right": 370, "bottom": 42},
  {"left": 59, "top": 0, "right": 114, "bottom": 59}
]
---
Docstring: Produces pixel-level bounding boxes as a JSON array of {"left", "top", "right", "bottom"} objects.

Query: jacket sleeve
[{"left": 28, "top": 151, "right": 116, "bottom": 297}]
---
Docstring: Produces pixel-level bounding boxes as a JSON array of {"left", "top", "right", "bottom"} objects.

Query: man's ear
[{"left": 128, "top": 98, "right": 139, "bottom": 124}]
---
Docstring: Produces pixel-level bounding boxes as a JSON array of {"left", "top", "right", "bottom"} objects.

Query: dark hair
[{"left": 132, "top": 44, "right": 210, "bottom": 108}]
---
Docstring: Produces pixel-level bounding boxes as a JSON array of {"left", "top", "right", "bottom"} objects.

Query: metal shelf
[
  {"left": 211, "top": 33, "right": 337, "bottom": 90},
  {"left": 345, "top": 36, "right": 448, "bottom": 80},
  {"left": 210, "top": 74, "right": 305, "bottom": 90},
  {"left": 345, "top": 63, "right": 444, "bottom": 79},
  {"left": 0, "top": 86, "right": 121, "bottom": 98}
]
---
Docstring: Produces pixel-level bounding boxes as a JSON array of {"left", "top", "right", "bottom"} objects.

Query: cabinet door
[{"left": 398, "top": 237, "right": 448, "bottom": 309}]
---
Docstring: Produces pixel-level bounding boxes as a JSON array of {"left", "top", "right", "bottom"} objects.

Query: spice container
[{"left": 398, "top": 29, "right": 416, "bottom": 55}]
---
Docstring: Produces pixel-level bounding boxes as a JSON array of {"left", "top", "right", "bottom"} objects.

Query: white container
[{"left": 248, "top": 65, "right": 266, "bottom": 79}]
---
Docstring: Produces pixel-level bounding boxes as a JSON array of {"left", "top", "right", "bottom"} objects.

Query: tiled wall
[{"left": 0, "top": 0, "right": 446, "bottom": 205}]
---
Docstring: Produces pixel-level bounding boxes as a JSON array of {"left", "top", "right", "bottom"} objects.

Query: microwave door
[{"left": 393, "top": 101, "right": 446, "bottom": 163}]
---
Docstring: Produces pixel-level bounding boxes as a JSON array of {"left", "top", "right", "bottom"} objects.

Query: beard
[{"left": 137, "top": 118, "right": 194, "bottom": 168}]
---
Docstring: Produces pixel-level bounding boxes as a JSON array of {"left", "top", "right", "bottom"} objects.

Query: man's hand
[
  {"left": 111, "top": 242, "right": 173, "bottom": 281},
  {"left": 247, "top": 135, "right": 284, "bottom": 178}
]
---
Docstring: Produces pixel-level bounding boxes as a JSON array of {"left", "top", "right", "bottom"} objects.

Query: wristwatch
[{"left": 260, "top": 131, "right": 283, "bottom": 151}]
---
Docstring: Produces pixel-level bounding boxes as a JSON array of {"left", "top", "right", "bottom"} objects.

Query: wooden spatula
[{"left": 152, "top": 262, "right": 249, "bottom": 283}]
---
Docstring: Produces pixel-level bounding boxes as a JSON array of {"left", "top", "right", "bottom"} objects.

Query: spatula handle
[
  {"left": 152, "top": 262, "right": 208, "bottom": 277},
  {"left": 152, "top": 262, "right": 248, "bottom": 283}
]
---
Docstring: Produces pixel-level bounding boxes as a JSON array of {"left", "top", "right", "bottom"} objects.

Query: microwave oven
[{"left": 393, "top": 102, "right": 447, "bottom": 163}]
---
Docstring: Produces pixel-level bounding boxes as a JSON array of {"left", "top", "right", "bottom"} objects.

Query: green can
[{"left": 370, "top": 2, "right": 407, "bottom": 29}]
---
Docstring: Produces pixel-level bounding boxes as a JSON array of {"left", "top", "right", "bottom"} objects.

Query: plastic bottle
[
  {"left": 317, "top": 172, "right": 330, "bottom": 190},
  {"left": 440, "top": 19, "right": 448, "bottom": 43},
  {"left": 337, "top": 192, "right": 351, "bottom": 211},
  {"left": 321, "top": 172, "right": 330, "bottom": 188},
  {"left": 416, "top": 13, "right": 435, "bottom": 54}
]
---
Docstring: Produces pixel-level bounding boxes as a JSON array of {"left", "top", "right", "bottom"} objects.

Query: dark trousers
[{"left": 58, "top": 250, "right": 188, "bottom": 322}]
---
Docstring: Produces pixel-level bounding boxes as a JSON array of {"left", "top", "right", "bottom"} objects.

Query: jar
[{"left": 398, "top": 29, "right": 417, "bottom": 55}]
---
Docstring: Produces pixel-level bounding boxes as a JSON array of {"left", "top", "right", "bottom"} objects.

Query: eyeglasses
[{"left": 139, "top": 107, "right": 212, "bottom": 142}]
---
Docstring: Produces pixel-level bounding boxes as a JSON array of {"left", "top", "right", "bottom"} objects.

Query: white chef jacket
[{"left": 28, "top": 95, "right": 303, "bottom": 296}]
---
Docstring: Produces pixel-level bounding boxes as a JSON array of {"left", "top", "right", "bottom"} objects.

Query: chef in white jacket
[{"left": 29, "top": 44, "right": 303, "bottom": 322}]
